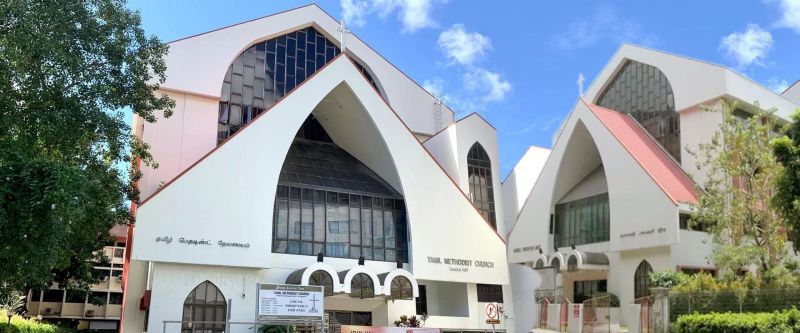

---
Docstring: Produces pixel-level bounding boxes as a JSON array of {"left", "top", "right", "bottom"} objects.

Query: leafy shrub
[
  {"left": 674, "top": 308, "right": 800, "bottom": 333},
  {"left": 650, "top": 271, "right": 688, "bottom": 288},
  {"left": 0, "top": 311, "right": 69, "bottom": 333}
]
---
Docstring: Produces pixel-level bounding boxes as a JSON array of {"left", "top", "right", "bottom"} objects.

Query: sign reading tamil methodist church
[
  {"left": 426, "top": 256, "right": 496, "bottom": 272},
  {"left": 258, "top": 284, "right": 324, "bottom": 321}
]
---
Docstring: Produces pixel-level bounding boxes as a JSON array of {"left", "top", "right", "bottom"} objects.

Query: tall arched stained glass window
[
  {"left": 182, "top": 281, "right": 226, "bottom": 333},
  {"left": 596, "top": 60, "right": 680, "bottom": 162},
  {"left": 634, "top": 260, "right": 653, "bottom": 299},
  {"left": 467, "top": 143, "right": 496, "bottom": 229},
  {"left": 217, "top": 27, "right": 380, "bottom": 144}
]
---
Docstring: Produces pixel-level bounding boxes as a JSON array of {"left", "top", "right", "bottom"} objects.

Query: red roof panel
[{"left": 584, "top": 100, "right": 698, "bottom": 204}]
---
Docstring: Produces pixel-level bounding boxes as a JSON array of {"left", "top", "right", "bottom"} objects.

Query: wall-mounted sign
[
  {"left": 619, "top": 227, "right": 667, "bottom": 239},
  {"left": 154, "top": 235, "right": 250, "bottom": 249},
  {"left": 258, "top": 284, "right": 324, "bottom": 321},
  {"left": 512, "top": 245, "right": 541, "bottom": 254},
  {"left": 425, "top": 256, "right": 496, "bottom": 272},
  {"left": 485, "top": 302, "right": 500, "bottom": 324}
]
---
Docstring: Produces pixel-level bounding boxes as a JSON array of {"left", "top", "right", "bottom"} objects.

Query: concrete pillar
[{"left": 650, "top": 288, "right": 670, "bottom": 333}]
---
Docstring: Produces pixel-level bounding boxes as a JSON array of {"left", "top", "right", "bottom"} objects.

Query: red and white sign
[
  {"left": 573, "top": 304, "right": 580, "bottom": 318},
  {"left": 485, "top": 302, "right": 499, "bottom": 321}
]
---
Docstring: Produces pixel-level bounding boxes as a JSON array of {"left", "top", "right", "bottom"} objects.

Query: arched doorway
[{"left": 182, "top": 281, "right": 226, "bottom": 333}]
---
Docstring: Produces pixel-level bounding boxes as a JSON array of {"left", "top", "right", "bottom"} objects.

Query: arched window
[
  {"left": 350, "top": 273, "right": 374, "bottom": 299},
  {"left": 217, "top": 27, "right": 380, "bottom": 144},
  {"left": 182, "top": 281, "right": 226, "bottom": 333},
  {"left": 596, "top": 60, "right": 680, "bottom": 162},
  {"left": 551, "top": 257, "right": 561, "bottom": 272},
  {"left": 309, "top": 270, "right": 334, "bottom": 297},
  {"left": 567, "top": 255, "right": 578, "bottom": 272},
  {"left": 535, "top": 259, "right": 545, "bottom": 268},
  {"left": 634, "top": 260, "right": 654, "bottom": 299},
  {"left": 467, "top": 143, "right": 496, "bottom": 229},
  {"left": 390, "top": 276, "right": 414, "bottom": 300}
]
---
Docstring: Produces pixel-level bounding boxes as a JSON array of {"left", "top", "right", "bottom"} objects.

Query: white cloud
[
  {"left": 464, "top": 68, "right": 511, "bottom": 102},
  {"left": 339, "top": 0, "right": 441, "bottom": 33},
  {"left": 438, "top": 24, "right": 492, "bottom": 65},
  {"left": 767, "top": 77, "right": 790, "bottom": 93},
  {"left": 553, "top": 7, "right": 658, "bottom": 49},
  {"left": 422, "top": 77, "right": 445, "bottom": 97},
  {"left": 775, "top": 0, "right": 800, "bottom": 33},
  {"left": 720, "top": 24, "right": 773, "bottom": 68}
]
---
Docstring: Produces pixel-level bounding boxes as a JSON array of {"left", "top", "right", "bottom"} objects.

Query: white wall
[
  {"left": 784, "top": 81, "right": 800, "bottom": 104},
  {"left": 502, "top": 146, "right": 550, "bottom": 234}
]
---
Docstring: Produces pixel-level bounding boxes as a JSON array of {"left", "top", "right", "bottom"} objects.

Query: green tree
[
  {"left": 0, "top": 0, "right": 173, "bottom": 298},
  {"left": 691, "top": 100, "right": 787, "bottom": 275},
  {"left": 770, "top": 109, "right": 800, "bottom": 252}
]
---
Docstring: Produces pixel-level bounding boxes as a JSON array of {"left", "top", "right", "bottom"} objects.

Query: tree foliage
[
  {"left": 771, "top": 109, "right": 800, "bottom": 251},
  {"left": 690, "top": 100, "right": 787, "bottom": 275},
  {"left": 0, "top": 0, "right": 173, "bottom": 297}
]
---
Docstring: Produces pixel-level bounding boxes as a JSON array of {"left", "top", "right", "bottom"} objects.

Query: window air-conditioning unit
[{"left": 85, "top": 309, "right": 95, "bottom": 317}]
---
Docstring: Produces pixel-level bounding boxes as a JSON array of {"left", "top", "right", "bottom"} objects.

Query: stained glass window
[
  {"left": 597, "top": 60, "right": 680, "bottom": 162},
  {"left": 218, "top": 27, "right": 379, "bottom": 144},
  {"left": 467, "top": 143, "right": 496, "bottom": 229},
  {"left": 182, "top": 281, "right": 226, "bottom": 333}
]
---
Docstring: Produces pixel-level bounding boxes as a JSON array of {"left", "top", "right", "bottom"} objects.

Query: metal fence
[
  {"left": 669, "top": 289, "right": 800, "bottom": 321},
  {"left": 582, "top": 295, "right": 610, "bottom": 333}
]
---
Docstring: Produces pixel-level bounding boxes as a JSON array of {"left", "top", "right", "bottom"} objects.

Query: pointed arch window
[
  {"left": 596, "top": 60, "right": 680, "bottom": 162},
  {"left": 182, "top": 281, "right": 226, "bottom": 333},
  {"left": 350, "top": 273, "right": 374, "bottom": 299},
  {"left": 634, "top": 260, "right": 654, "bottom": 299},
  {"left": 467, "top": 143, "right": 496, "bottom": 229},
  {"left": 217, "top": 27, "right": 380, "bottom": 144},
  {"left": 309, "top": 270, "right": 334, "bottom": 297}
]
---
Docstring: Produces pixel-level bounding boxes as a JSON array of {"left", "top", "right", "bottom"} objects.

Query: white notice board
[{"left": 258, "top": 284, "right": 324, "bottom": 321}]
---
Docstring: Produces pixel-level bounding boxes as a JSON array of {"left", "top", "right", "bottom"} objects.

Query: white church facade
[
  {"left": 121, "top": 4, "right": 514, "bottom": 333},
  {"left": 506, "top": 44, "right": 800, "bottom": 330}
]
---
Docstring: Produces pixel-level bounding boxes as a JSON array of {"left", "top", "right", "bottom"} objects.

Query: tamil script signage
[
  {"left": 154, "top": 235, "right": 251, "bottom": 249},
  {"left": 340, "top": 326, "right": 441, "bottom": 333},
  {"left": 258, "top": 284, "right": 324, "bottom": 321}
]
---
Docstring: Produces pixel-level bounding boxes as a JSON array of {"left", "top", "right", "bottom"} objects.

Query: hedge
[
  {"left": 0, "top": 311, "right": 69, "bottom": 333},
  {"left": 674, "top": 308, "right": 800, "bottom": 333}
]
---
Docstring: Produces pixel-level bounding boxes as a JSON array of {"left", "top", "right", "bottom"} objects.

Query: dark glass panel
[{"left": 596, "top": 60, "right": 680, "bottom": 162}]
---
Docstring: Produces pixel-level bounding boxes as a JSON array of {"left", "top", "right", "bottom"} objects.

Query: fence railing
[{"left": 669, "top": 289, "right": 800, "bottom": 321}]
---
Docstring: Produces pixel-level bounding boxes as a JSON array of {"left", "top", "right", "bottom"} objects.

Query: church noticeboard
[{"left": 258, "top": 284, "right": 324, "bottom": 321}]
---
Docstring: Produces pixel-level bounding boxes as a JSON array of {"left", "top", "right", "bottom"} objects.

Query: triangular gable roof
[
  {"left": 132, "top": 55, "right": 509, "bottom": 283},
  {"left": 584, "top": 100, "right": 697, "bottom": 204}
]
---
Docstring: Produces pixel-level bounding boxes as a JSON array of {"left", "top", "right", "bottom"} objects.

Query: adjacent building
[
  {"left": 122, "top": 4, "right": 511, "bottom": 333},
  {"left": 506, "top": 44, "right": 800, "bottom": 330},
  {"left": 25, "top": 226, "right": 128, "bottom": 331}
]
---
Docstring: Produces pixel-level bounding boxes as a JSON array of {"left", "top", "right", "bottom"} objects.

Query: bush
[
  {"left": 674, "top": 308, "right": 800, "bottom": 333},
  {"left": 0, "top": 311, "right": 71, "bottom": 333}
]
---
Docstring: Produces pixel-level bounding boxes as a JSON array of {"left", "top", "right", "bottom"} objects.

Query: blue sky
[{"left": 127, "top": 0, "right": 800, "bottom": 176}]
